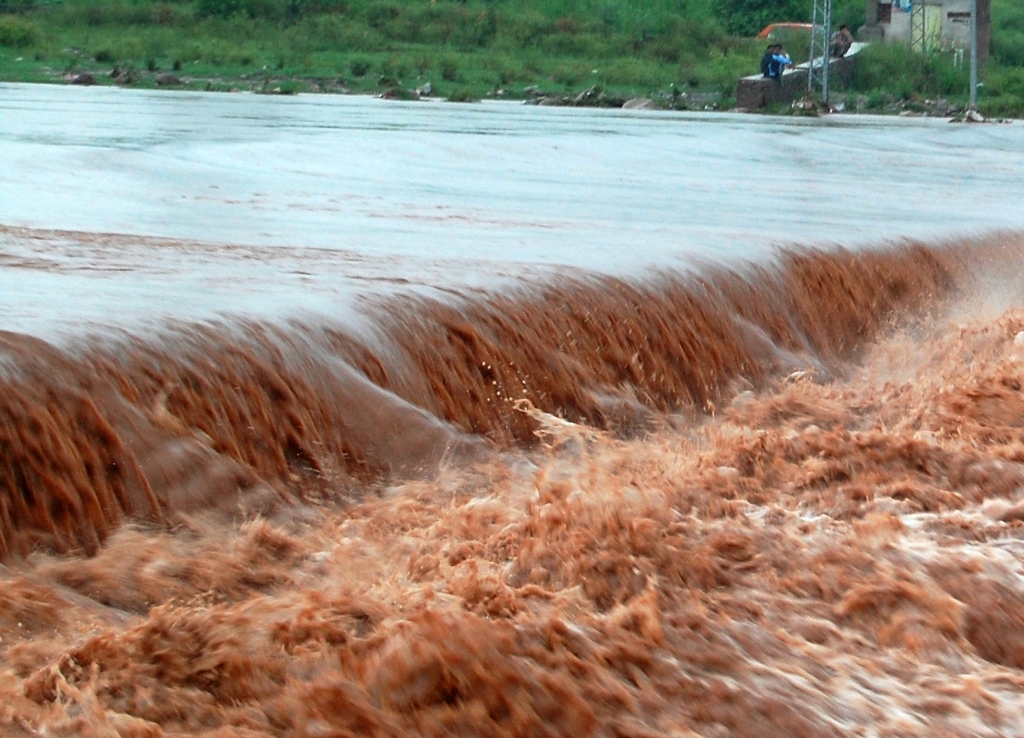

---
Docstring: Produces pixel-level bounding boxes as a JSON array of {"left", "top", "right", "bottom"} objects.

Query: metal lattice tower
[
  {"left": 910, "top": 1, "right": 928, "bottom": 53},
  {"left": 808, "top": 0, "right": 832, "bottom": 103}
]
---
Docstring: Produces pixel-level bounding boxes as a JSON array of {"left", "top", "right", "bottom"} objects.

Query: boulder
[
  {"left": 70, "top": 72, "right": 95, "bottom": 86},
  {"left": 622, "top": 97, "right": 658, "bottom": 110},
  {"left": 155, "top": 73, "right": 183, "bottom": 86},
  {"left": 573, "top": 86, "right": 600, "bottom": 105}
]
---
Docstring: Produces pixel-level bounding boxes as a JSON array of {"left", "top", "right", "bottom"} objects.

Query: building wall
[
  {"left": 862, "top": 0, "right": 990, "bottom": 59},
  {"left": 941, "top": 0, "right": 976, "bottom": 48},
  {"left": 883, "top": 8, "right": 912, "bottom": 43}
]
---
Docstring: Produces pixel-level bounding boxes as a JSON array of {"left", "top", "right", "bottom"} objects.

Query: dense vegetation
[{"left": 0, "top": 0, "right": 1021, "bottom": 115}]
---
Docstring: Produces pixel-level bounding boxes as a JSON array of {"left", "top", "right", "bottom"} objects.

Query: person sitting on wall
[
  {"left": 761, "top": 44, "right": 775, "bottom": 77},
  {"left": 768, "top": 45, "right": 794, "bottom": 85},
  {"left": 829, "top": 25, "right": 854, "bottom": 57}
]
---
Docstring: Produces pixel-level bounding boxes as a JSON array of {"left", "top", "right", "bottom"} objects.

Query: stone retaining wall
[{"left": 736, "top": 50, "right": 859, "bottom": 110}]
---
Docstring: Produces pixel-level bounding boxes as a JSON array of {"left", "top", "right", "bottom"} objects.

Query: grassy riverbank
[
  {"left": 0, "top": 0, "right": 1022, "bottom": 115},
  {"left": 0, "top": 0, "right": 776, "bottom": 106}
]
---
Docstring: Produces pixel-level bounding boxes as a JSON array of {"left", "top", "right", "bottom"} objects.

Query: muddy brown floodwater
[
  {"left": 4, "top": 234, "right": 1024, "bottom": 737},
  {"left": 5, "top": 86, "right": 1024, "bottom": 737}
]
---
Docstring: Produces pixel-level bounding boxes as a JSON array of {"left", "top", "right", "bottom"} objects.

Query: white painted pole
[{"left": 970, "top": 0, "right": 978, "bottom": 110}]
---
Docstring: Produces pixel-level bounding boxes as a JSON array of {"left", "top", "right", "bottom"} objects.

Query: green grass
[
  {"left": 844, "top": 0, "right": 1024, "bottom": 118},
  {"left": 0, "top": 0, "right": 776, "bottom": 100},
  {"left": 0, "top": 0, "right": 1021, "bottom": 114},
  {"left": 852, "top": 43, "right": 968, "bottom": 99}
]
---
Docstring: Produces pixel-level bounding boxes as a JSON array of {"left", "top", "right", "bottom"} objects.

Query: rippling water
[
  {"left": 5, "top": 84, "right": 1024, "bottom": 738},
  {"left": 2, "top": 83, "right": 1024, "bottom": 335}
]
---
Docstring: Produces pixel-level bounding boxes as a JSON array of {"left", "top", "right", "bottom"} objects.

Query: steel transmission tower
[
  {"left": 910, "top": 0, "right": 931, "bottom": 53},
  {"left": 808, "top": 0, "right": 833, "bottom": 103}
]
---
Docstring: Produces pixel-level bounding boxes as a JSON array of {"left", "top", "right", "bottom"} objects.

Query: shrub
[
  {"left": 446, "top": 87, "right": 480, "bottom": 102},
  {"left": 495, "top": 63, "right": 524, "bottom": 85},
  {"left": 440, "top": 56, "right": 457, "bottom": 81},
  {"left": 413, "top": 54, "right": 431, "bottom": 75},
  {"left": 197, "top": 0, "right": 298, "bottom": 20},
  {"left": 128, "top": 37, "right": 148, "bottom": 60},
  {"left": 541, "top": 31, "right": 606, "bottom": 57},
  {"left": 991, "top": 29, "right": 1024, "bottom": 67},
  {"left": 718, "top": 0, "right": 811, "bottom": 37},
  {"left": 0, "top": 15, "right": 39, "bottom": 48},
  {"left": 551, "top": 59, "right": 589, "bottom": 87},
  {"left": 500, "top": 9, "right": 553, "bottom": 48},
  {"left": 349, "top": 56, "right": 370, "bottom": 76},
  {"left": 154, "top": 3, "right": 177, "bottom": 25},
  {"left": 80, "top": 3, "right": 156, "bottom": 26},
  {"left": 196, "top": 0, "right": 239, "bottom": 18},
  {"left": 601, "top": 56, "right": 665, "bottom": 88},
  {"left": 363, "top": 2, "right": 399, "bottom": 28},
  {"left": 853, "top": 43, "right": 967, "bottom": 98},
  {"left": 336, "top": 25, "right": 385, "bottom": 51},
  {"left": 981, "top": 93, "right": 1024, "bottom": 119}
]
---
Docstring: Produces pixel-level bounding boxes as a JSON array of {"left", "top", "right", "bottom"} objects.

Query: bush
[
  {"left": 980, "top": 93, "right": 1024, "bottom": 119},
  {"left": 363, "top": 1, "right": 399, "bottom": 29},
  {"left": 79, "top": 3, "right": 156, "bottom": 26},
  {"left": 349, "top": 56, "right": 371, "bottom": 76},
  {"left": 551, "top": 59, "right": 589, "bottom": 87},
  {"left": 991, "top": 29, "right": 1024, "bottom": 67},
  {"left": 446, "top": 86, "right": 480, "bottom": 102},
  {"left": 439, "top": 55, "right": 457, "bottom": 81},
  {"left": 853, "top": 43, "right": 967, "bottom": 98},
  {"left": 499, "top": 9, "right": 553, "bottom": 48},
  {"left": 601, "top": 56, "right": 666, "bottom": 88},
  {"left": 196, "top": 0, "right": 238, "bottom": 18},
  {"left": 714, "top": 0, "right": 862, "bottom": 38},
  {"left": 154, "top": 3, "right": 177, "bottom": 25},
  {"left": 197, "top": 0, "right": 300, "bottom": 21},
  {"left": 718, "top": 0, "right": 811, "bottom": 36},
  {"left": 0, "top": 14, "right": 40, "bottom": 48}
]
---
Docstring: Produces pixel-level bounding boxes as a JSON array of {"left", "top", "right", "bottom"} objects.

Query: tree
[{"left": 718, "top": 0, "right": 811, "bottom": 36}]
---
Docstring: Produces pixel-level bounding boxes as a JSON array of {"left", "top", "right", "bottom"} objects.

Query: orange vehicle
[{"left": 757, "top": 23, "right": 814, "bottom": 39}]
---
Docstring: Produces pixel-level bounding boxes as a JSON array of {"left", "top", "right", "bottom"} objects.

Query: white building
[{"left": 859, "top": 0, "right": 990, "bottom": 59}]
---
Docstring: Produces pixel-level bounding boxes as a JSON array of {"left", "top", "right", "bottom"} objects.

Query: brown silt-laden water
[
  {"left": 5, "top": 86, "right": 1024, "bottom": 737},
  {"left": 4, "top": 236, "right": 1024, "bottom": 736}
]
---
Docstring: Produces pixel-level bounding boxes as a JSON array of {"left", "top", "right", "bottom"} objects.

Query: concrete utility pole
[{"left": 969, "top": 0, "right": 979, "bottom": 110}]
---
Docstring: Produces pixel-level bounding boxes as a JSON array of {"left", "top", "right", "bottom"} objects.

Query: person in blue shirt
[{"left": 768, "top": 45, "right": 794, "bottom": 85}]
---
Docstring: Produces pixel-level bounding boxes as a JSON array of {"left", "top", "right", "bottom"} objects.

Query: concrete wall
[
  {"left": 736, "top": 51, "right": 858, "bottom": 111},
  {"left": 736, "top": 68, "right": 807, "bottom": 110},
  {"left": 863, "top": 0, "right": 990, "bottom": 59},
  {"left": 883, "top": 8, "right": 912, "bottom": 43},
  {"left": 942, "top": 0, "right": 974, "bottom": 48}
]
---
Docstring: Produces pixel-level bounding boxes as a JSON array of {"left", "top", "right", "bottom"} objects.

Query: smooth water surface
[{"left": 2, "top": 82, "right": 1023, "bottom": 336}]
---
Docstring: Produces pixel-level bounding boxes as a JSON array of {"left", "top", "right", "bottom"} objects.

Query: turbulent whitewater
[
  {"left": 3, "top": 232, "right": 1024, "bottom": 736},
  {"left": 6, "top": 85, "right": 1024, "bottom": 737}
]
